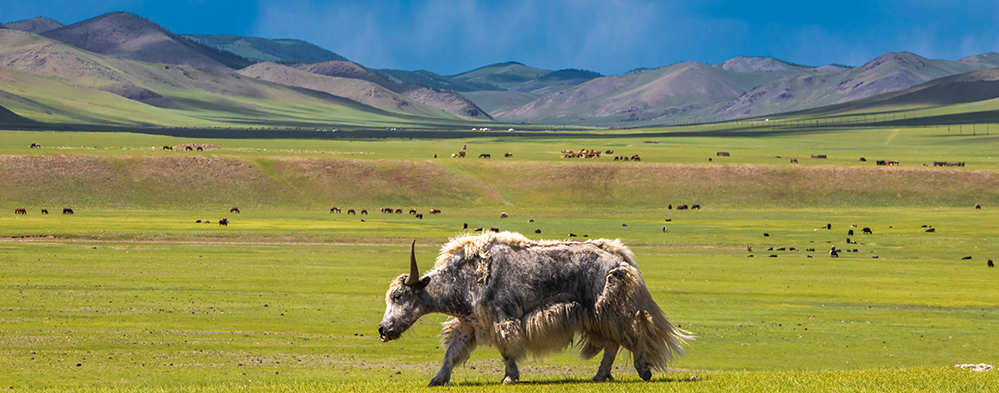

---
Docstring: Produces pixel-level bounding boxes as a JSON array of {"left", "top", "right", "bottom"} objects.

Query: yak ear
[{"left": 413, "top": 275, "right": 431, "bottom": 290}]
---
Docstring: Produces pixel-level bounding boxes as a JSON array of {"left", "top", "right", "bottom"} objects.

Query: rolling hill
[
  {"left": 0, "top": 29, "right": 475, "bottom": 128},
  {"left": 238, "top": 62, "right": 488, "bottom": 119},
  {"left": 290, "top": 61, "right": 490, "bottom": 119},
  {"left": 481, "top": 53, "right": 999, "bottom": 125},
  {"left": 40, "top": 12, "right": 251, "bottom": 69},
  {"left": 449, "top": 61, "right": 552, "bottom": 90},
  {"left": 183, "top": 34, "right": 348, "bottom": 63},
  {"left": 709, "top": 52, "right": 988, "bottom": 120},
  {"left": 4, "top": 17, "right": 63, "bottom": 34}
]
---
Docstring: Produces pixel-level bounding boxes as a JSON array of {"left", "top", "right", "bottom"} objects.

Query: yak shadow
[{"left": 453, "top": 375, "right": 704, "bottom": 387}]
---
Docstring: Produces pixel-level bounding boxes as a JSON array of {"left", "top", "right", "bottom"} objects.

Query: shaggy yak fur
[{"left": 379, "top": 231, "right": 691, "bottom": 386}]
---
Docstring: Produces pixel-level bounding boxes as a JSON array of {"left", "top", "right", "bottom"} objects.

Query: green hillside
[
  {"left": 184, "top": 34, "right": 349, "bottom": 63},
  {"left": 449, "top": 61, "right": 552, "bottom": 90}
]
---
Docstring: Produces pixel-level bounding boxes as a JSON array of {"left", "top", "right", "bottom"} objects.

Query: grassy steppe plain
[{"left": 1, "top": 126, "right": 998, "bottom": 392}]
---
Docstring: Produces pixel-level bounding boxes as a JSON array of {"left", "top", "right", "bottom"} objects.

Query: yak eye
[{"left": 392, "top": 293, "right": 402, "bottom": 301}]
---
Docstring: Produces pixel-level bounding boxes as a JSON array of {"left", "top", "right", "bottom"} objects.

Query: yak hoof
[
  {"left": 637, "top": 368, "right": 652, "bottom": 381},
  {"left": 592, "top": 373, "right": 614, "bottom": 382},
  {"left": 428, "top": 377, "right": 448, "bottom": 387},
  {"left": 501, "top": 376, "right": 519, "bottom": 385}
]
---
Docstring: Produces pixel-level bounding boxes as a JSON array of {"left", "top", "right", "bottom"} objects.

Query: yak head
[{"left": 379, "top": 240, "right": 431, "bottom": 342}]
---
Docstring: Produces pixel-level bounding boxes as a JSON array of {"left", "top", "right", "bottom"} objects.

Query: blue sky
[{"left": 4, "top": 0, "right": 999, "bottom": 75}]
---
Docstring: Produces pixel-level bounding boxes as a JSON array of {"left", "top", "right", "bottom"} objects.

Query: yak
[
  {"left": 379, "top": 233, "right": 691, "bottom": 386},
  {"left": 230, "top": 207, "right": 240, "bottom": 214},
  {"left": 41, "top": 209, "right": 49, "bottom": 214},
  {"left": 62, "top": 208, "right": 74, "bottom": 214},
  {"left": 219, "top": 218, "right": 229, "bottom": 226},
  {"left": 14, "top": 208, "right": 27, "bottom": 214}
]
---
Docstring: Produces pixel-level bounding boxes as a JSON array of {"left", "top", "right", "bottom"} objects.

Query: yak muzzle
[{"left": 378, "top": 324, "right": 400, "bottom": 342}]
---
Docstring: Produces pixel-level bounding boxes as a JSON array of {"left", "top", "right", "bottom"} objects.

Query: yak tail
[{"left": 589, "top": 262, "right": 693, "bottom": 370}]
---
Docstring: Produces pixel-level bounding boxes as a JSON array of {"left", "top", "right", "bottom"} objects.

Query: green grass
[
  {"left": 2, "top": 121, "right": 999, "bottom": 391},
  {"left": 1, "top": 208, "right": 998, "bottom": 391}
]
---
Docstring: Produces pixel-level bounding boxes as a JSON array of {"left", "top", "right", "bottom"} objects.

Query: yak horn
[{"left": 404, "top": 240, "right": 420, "bottom": 286}]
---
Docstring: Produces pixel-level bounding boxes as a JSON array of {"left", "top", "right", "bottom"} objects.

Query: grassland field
[{"left": 1, "top": 123, "right": 998, "bottom": 392}]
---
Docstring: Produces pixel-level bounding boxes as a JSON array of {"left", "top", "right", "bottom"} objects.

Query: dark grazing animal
[
  {"left": 676, "top": 205, "right": 688, "bottom": 210},
  {"left": 975, "top": 204, "right": 981, "bottom": 209},
  {"left": 430, "top": 209, "right": 442, "bottom": 215},
  {"left": 925, "top": 228, "right": 936, "bottom": 233},
  {"left": 790, "top": 158, "right": 798, "bottom": 163},
  {"left": 479, "top": 153, "right": 491, "bottom": 158},
  {"left": 41, "top": 209, "right": 48, "bottom": 214},
  {"left": 331, "top": 207, "right": 341, "bottom": 213},
  {"left": 463, "top": 223, "right": 468, "bottom": 229},
  {"left": 379, "top": 234, "right": 690, "bottom": 386},
  {"left": 504, "top": 152, "right": 513, "bottom": 157},
  {"left": 500, "top": 212, "right": 509, "bottom": 218},
  {"left": 219, "top": 218, "right": 228, "bottom": 226},
  {"left": 14, "top": 208, "right": 27, "bottom": 214},
  {"left": 862, "top": 227, "right": 872, "bottom": 234},
  {"left": 416, "top": 214, "right": 423, "bottom": 219},
  {"left": 162, "top": 146, "right": 173, "bottom": 150},
  {"left": 396, "top": 209, "right": 403, "bottom": 214},
  {"left": 410, "top": 209, "right": 418, "bottom": 215},
  {"left": 185, "top": 146, "right": 193, "bottom": 151},
  {"left": 962, "top": 256, "right": 972, "bottom": 260},
  {"left": 489, "top": 227, "right": 500, "bottom": 233},
  {"left": 989, "top": 259, "right": 994, "bottom": 268},
  {"left": 848, "top": 230, "right": 854, "bottom": 236},
  {"left": 230, "top": 207, "right": 240, "bottom": 214},
  {"left": 62, "top": 208, "right": 74, "bottom": 214},
  {"left": 347, "top": 209, "right": 356, "bottom": 215},
  {"left": 474, "top": 227, "right": 483, "bottom": 232},
  {"left": 535, "top": 229, "right": 541, "bottom": 233},
  {"left": 691, "top": 204, "right": 701, "bottom": 210},
  {"left": 361, "top": 210, "right": 368, "bottom": 215}
]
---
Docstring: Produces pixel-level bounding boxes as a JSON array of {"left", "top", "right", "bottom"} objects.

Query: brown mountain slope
[
  {"left": 292, "top": 61, "right": 491, "bottom": 119},
  {"left": 5, "top": 17, "right": 64, "bottom": 34},
  {"left": 239, "top": 62, "right": 461, "bottom": 118},
  {"left": 40, "top": 12, "right": 250, "bottom": 69},
  {"left": 0, "top": 30, "right": 452, "bottom": 127},
  {"left": 710, "top": 52, "right": 988, "bottom": 119}
]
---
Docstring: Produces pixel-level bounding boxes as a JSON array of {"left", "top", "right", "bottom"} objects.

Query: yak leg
[
  {"left": 500, "top": 355, "right": 519, "bottom": 385},
  {"left": 634, "top": 352, "right": 652, "bottom": 381},
  {"left": 592, "top": 340, "right": 619, "bottom": 382},
  {"left": 428, "top": 321, "right": 477, "bottom": 387}
]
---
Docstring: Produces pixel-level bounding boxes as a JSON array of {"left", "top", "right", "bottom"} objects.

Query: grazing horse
[
  {"left": 14, "top": 208, "right": 27, "bottom": 214},
  {"left": 347, "top": 209, "right": 356, "bottom": 215},
  {"left": 185, "top": 146, "right": 193, "bottom": 151},
  {"left": 691, "top": 204, "right": 701, "bottom": 210},
  {"left": 361, "top": 210, "right": 368, "bottom": 215},
  {"left": 230, "top": 207, "right": 240, "bottom": 214},
  {"left": 41, "top": 209, "right": 49, "bottom": 214},
  {"left": 790, "top": 158, "right": 798, "bottom": 164},
  {"left": 62, "top": 208, "right": 74, "bottom": 214},
  {"left": 163, "top": 146, "right": 173, "bottom": 150},
  {"left": 330, "top": 207, "right": 341, "bottom": 213}
]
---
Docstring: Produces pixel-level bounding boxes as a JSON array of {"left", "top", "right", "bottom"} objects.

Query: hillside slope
[
  {"left": 711, "top": 52, "right": 987, "bottom": 120},
  {"left": 291, "top": 61, "right": 490, "bottom": 119},
  {"left": 495, "top": 61, "right": 782, "bottom": 124},
  {"left": 184, "top": 34, "right": 348, "bottom": 63},
  {"left": 5, "top": 17, "right": 63, "bottom": 34},
  {"left": 238, "top": 62, "right": 472, "bottom": 119},
  {"left": 0, "top": 29, "right": 464, "bottom": 127},
  {"left": 41, "top": 12, "right": 251, "bottom": 69}
]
